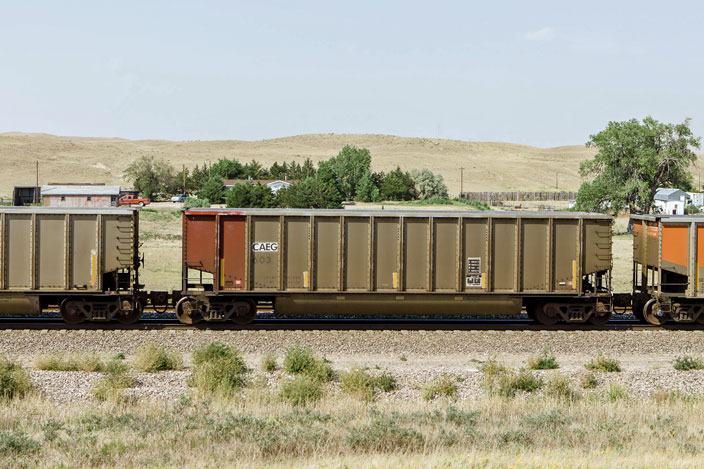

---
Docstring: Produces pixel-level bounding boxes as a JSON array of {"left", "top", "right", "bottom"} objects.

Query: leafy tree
[
  {"left": 242, "top": 160, "right": 267, "bottom": 180},
  {"left": 188, "top": 163, "right": 211, "bottom": 192},
  {"left": 328, "top": 145, "right": 372, "bottom": 200},
  {"left": 410, "top": 168, "right": 449, "bottom": 200},
  {"left": 355, "top": 170, "right": 381, "bottom": 202},
  {"left": 124, "top": 155, "right": 178, "bottom": 200},
  {"left": 576, "top": 117, "right": 700, "bottom": 214},
  {"left": 225, "top": 183, "right": 277, "bottom": 208},
  {"left": 211, "top": 158, "right": 244, "bottom": 180},
  {"left": 278, "top": 177, "right": 343, "bottom": 208},
  {"left": 198, "top": 176, "right": 225, "bottom": 204},
  {"left": 380, "top": 166, "right": 416, "bottom": 201}
]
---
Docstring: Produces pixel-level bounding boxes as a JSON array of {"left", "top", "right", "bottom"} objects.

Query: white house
[
  {"left": 654, "top": 188, "right": 691, "bottom": 215},
  {"left": 687, "top": 192, "right": 704, "bottom": 208}
]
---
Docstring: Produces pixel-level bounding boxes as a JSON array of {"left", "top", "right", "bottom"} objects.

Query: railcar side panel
[
  {"left": 404, "top": 218, "right": 429, "bottom": 291},
  {"left": 491, "top": 219, "right": 516, "bottom": 291},
  {"left": 433, "top": 218, "right": 459, "bottom": 291},
  {"left": 374, "top": 217, "right": 400, "bottom": 291},
  {"left": 284, "top": 216, "right": 309, "bottom": 290},
  {"left": 521, "top": 219, "right": 548, "bottom": 291},
  {"left": 219, "top": 216, "right": 246, "bottom": 290},
  {"left": 313, "top": 217, "right": 339, "bottom": 290},
  {"left": 37, "top": 214, "right": 65, "bottom": 288},
  {"left": 6, "top": 214, "right": 32, "bottom": 289},
  {"left": 344, "top": 218, "right": 369, "bottom": 291}
]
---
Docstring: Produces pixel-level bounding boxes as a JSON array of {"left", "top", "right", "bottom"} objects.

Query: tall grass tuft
[
  {"left": 673, "top": 355, "right": 704, "bottom": 371},
  {"left": 283, "top": 345, "right": 335, "bottom": 382},
  {"left": 527, "top": 350, "right": 559, "bottom": 370},
  {"left": 92, "top": 367, "right": 136, "bottom": 403},
  {"left": 35, "top": 354, "right": 106, "bottom": 372},
  {"left": 188, "top": 341, "right": 249, "bottom": 396},
  {"left": 421, "top": 375, "right": 458, "bottom": 401},
  {"left": 340, "top": 367, "right": 379, "bottom": 402},
  {"left": 134, "top": 343, "right": 183, "bottom": 372},
  {"left": 585, "top": 355, "right": 622, "bottom": 373},
  {"left": 279, "top": 375, "right": 323, "bottom": 406},
  {"left": 261, "top": 352, "right": 278, "bottom": 372},
  {"left": 0, "top": 358, "right": 32, "bottom": 399}
]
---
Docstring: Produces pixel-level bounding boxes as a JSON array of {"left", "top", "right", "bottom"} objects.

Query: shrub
[
  {"left": 347, "top": 417, "right": 424, "bottom": 452},
  {"left": 261, "top": 352, "right": 278, "bottom": 372},
  {"left": 527, "top": 350, "right": 559, "bottom": 370},
  {"left": 341, "top": 367, "right": 378, "bottom": 402},
  {"left": 604, "top": 383, "right": 629, "bottom": 402},
  {"left": 92, "top": 371, "right": 136, "bottom": 402},
  {"left": 521, "top": 409, "right": 571, "bottom": 429},
  {"left": 673, "top": 355, "right": 704, "bottom": 371},
  {"left": 280, "top": 375, "right": 323, "bottom": 406},
  {"left": 0, "top": 430, "right": 40, "bottom": 455},
  {"left": 183, "top": 197, "right": 210, "bottom": 208},
  {"left": 35, "top": 354, "right": 106, "bottom": 372},
  {"left": 105, "top": 360, "right": 130, "bottom": 374},
  {"left": 0, "top": 358, "right": 31, "bottom": 399},
  {"left": 188, "top": 342, "right": 249, "bottom": 396},
  {"left": 585, "top": 355, "right": 621, "bottom": 373},
  {"left": 545, "top": 373, "right": 579, "bottom": 401},
  {"left": 479, "top": 357, "right": 507, "bottom": 376},
  {"left": 283, "top": 345, "right": 317, "bottom": 374},
  {"left": 421, "top": 375, "right": 458, "bottom": 401},
  {"left": 112, "top": 353, "right": 126, "bottom": 361},
  {"left": 399, "top": 354, "right": 407, "bottom": 362},
  {"left": 376, "top": 372, "right": 398, "bottom": 393},
  {"left": 580, "top": 372, "right": 598, "bottom": 389},
  {"left": 488, "top": 370, "right": 544, "bottom": 398},
  {"left": 283, "top": 345, "right": 335, "bottom": 382},
  {"left": 134, "top": 343, "right": 183, "bottom": 372}
]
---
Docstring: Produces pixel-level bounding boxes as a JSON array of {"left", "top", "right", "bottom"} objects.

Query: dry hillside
[
  {"left": 0, "top": 132, "right": 598, "bottom": 198},
  {"left": 3, "top": 132, "right": 701, "bottom": 198}
]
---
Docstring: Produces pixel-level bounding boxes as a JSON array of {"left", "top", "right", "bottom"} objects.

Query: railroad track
[{"left": 0, "top": 317, "right": 701, "bottom": 331}]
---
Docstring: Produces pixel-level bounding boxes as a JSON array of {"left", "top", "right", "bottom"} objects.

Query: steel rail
[{"left": 0, "top": 317, "right": 699, "bottom": 331}]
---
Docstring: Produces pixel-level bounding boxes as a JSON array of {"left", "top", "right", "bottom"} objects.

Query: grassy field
[{"left": 2, "top": 375, "right": 704, "bottom": 467}]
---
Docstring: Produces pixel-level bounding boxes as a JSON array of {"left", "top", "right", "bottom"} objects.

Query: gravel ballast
[{"left": 5, "top": 329, "right": 704, "bottom": 403}]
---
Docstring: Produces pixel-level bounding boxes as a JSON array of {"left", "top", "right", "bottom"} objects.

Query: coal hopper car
[
  {"left": 177, "top": 209, "right": 613, "bottom": 325},
  {"left": 0, "top": 207, "right": 145, "bottom": 324}
]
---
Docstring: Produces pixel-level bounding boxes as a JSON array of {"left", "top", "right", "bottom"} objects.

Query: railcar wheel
[
  {"left": 60, "top": 299, "right": 86, "bottom": 325},
  {"left": 116, "top": 300, "right": 143, "bottom": 324},
  {"left": 231, "top": 300, "right": 256, "bottom": 325},
  {"left": 176, "top": 297, "right": 202, "bottom": 324},
  {"left": 643, "top": 299, "right": 668, "bottom": 326},
  {"left": 588, "top": 302, "right": 612, "bottom": 325},
  {"left": 631, "top": 299, "right": 646, "bottom": 322},
  {"left": 533, "top": 302, "right": 559, "bottom": 326}
]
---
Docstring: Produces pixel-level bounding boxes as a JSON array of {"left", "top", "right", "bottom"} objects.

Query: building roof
[
  {"left": 223, "top": 179, "right": 295, "bottom": 186},
  {"left": 654, "top": 188, "right": 690, "bottom": 201},
  {"left": 41, "top": 185, "right": 121, "bottom": 196}
]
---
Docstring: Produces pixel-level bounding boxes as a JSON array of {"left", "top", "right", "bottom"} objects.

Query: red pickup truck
[{"left": 118, "top": 194, "right": 150, "bottom": 207}]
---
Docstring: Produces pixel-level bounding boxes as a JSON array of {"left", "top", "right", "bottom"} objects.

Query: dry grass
[
  {"left": 133, "top": 343, "right": 183, "bottom": 372},
  {"left": 0, "top": 132, "right": 605, "bottom": 200},
  {"left": 0, "top": 389, "right": 703, "bottom": 466}
]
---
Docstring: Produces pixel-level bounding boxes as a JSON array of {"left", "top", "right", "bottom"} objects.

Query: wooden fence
[{"left": 460, "top": 191, "right": 576, "bottom": 203}]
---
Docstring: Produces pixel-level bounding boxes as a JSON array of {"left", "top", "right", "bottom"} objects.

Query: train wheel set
[{"left": 0, "top": 207, "right": 701, "bottom": 328}]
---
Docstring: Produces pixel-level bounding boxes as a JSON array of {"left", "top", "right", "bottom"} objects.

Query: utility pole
[
  {"left": 555, "top": 172, "right": 558, "bottom": 190},
  {"left": 182, "top": 164, "right": 186, "bottom": 195},
  {"left": 35, "top": 160, "right": 39, "bottom": 204},
  {"left": 459, "top": 167, "right": 464, "bottom": 196}
]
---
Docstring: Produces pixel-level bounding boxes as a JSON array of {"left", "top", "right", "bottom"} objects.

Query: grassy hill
[{"left": 0, "top": 132, "right": 600, "bottom": 199}]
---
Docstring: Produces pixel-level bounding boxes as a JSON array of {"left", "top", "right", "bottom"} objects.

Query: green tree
[
  {"left": 124, "top": 155, "right": 178, "bottom": 200},
  {"left": 329, "top": 145, "right": 372, "bottom": 200},
  {"left": 225, "top": 183, "right": 278, "bottom": 208},
  {"left": 198, "top": 177, "right": 225, "bottom": 204},
  {"left": 576, "top": 117, "right": 700, "bottom": 214},
  {"left": 410, "top": 168, "right": 449, "bottom": 200},
  {"left": 278, "top": 177, "right": 343, "bottom": 208},
  {"left": 211, "top": 158, "right": 244, "bottom": 179},
  {"left": 242, "top": 160, "right": 267, "bottom": 180},
  {"left": 355, "top": 170, "right": 381, "bottom": 202},
  {"left": 379, "top": 167, "right": 416, "bottom": 201}
]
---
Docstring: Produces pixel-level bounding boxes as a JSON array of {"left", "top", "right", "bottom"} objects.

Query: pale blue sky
[{"left": 1, "top": 0, "right": 702, "bottom": 147}]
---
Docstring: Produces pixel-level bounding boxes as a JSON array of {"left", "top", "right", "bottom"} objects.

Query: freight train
[{"left": 0, "top": 206, "right": 700, "bottom": 327}]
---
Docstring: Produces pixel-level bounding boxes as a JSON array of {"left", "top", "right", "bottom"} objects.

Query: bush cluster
[
  {"left": 134, "top": 343, "right": 183, "bottom": 372},
  {"left": 585, "top": 355, "right": 622, "bottom": 373},
  {"left": 0, "top": 358, "right": 31, "bottom": 399},
  {"left": 188, "top": 342, "right": 249, "bottom": 397},
  {"left": 421, "top": 375, "right": 458, "bottom": 401},
  {"left": 339, "top": 367, "right": 398, "bottom": 402}
]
